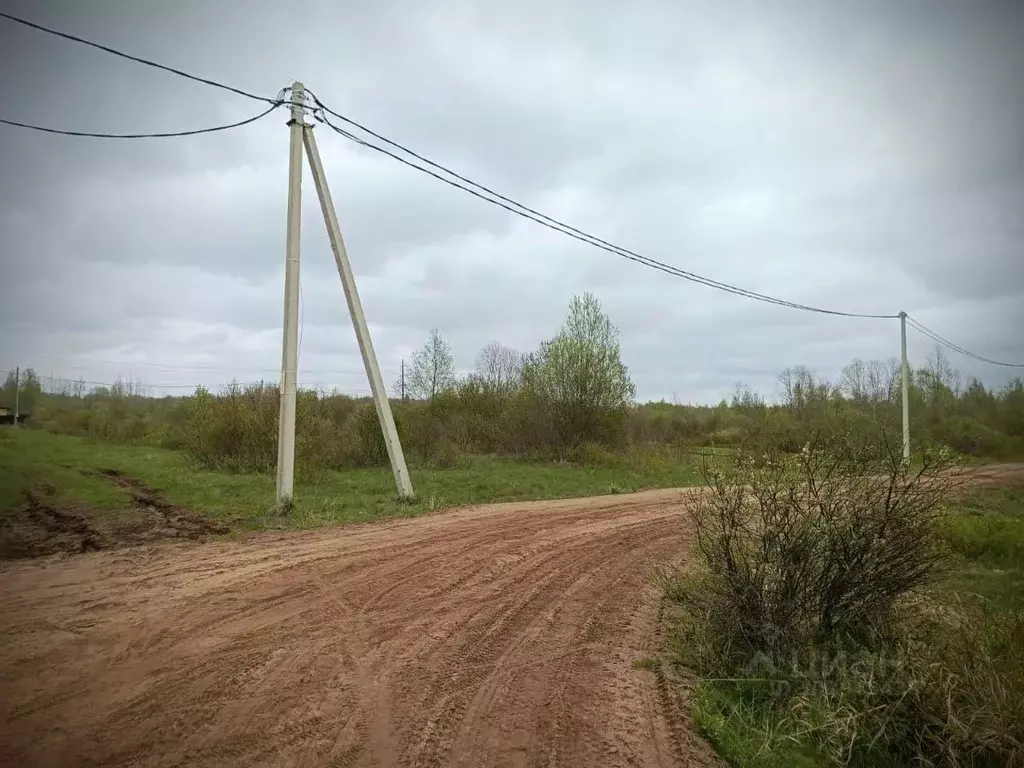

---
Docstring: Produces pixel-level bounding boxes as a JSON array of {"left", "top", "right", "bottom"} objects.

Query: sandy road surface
[
  {"left": 1, "top": 487, "right": 715, "bottom": 767},
  {"left": 2, "top": 463, "right": 1021, "bottom": 767}
]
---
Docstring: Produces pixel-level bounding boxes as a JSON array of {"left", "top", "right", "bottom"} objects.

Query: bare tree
[
  {"left": 408, "top": 328, "right": 456, "bottom": 401},
  {"left": 110, "top": 376, "right": 150, "bottom": 398},
  {"left": 840, "top": 358, "right": 869, "bottom": 403},
  {"left": 923, "top": 346, "right": 961, "bottom": 400},
  {"left": 831, "top": 358, "right": 901, "bottom": 405},
  {"left": 866, "top": 358, "right": 900, "bottom": 403},
  {"left": 731, "top": 383, "right": 765, "bottom": 410},
  {"left": 475, "top": 341, "right": 521, "bottom": 393},
  {"left": 778, "top": 365, "right": 826, "bottom": 409}
]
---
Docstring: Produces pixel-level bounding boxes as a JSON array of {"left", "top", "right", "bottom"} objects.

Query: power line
[
  {"left": 0, "top": 13, "right": 957, "bottom": 329},
  {"left": 0, "top": 101, "right": 283, "bottom": 139},
  {"left": 50, "top": 378, "right": 199, "bottom": 390},
  {"left": 0, "top": 369, "right": 191, "bottom": 389},
  {"left": 906, "top": 316, "right": 1024, "bottom": 368},
  {"left": 308, "top": 96, "right": 898, "bottom": 320},
  {"left": 0, "top": 11, "right": 278, "bottom": 104},
  {"left": 0, "top": 369, "right": 374, "bottom": 396},
  {"left": 0, "top": 9, "right": 897, "bottom": 320},
  {"left": 27, "top": 355, "right": 375, "bottom": 376},
  {"left": 315, "top": 108, "right": 858, "bottom": 316}
]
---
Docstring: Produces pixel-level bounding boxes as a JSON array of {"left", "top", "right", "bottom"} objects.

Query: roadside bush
[
  {"left": 351, "top": 401, "right": 389, "bottom": 467},
  {"left": 32, "top": 393, "right": 173, "bottom": 445},
  {"left": 180, "top": 384, "right": 279, "bottom": 473},
  {"left": 688, "top": 433, "right": 957, "bottom": 657},
  {"left": 444, "top": 378, "right": 511, "bottom": 454},
  {"left": 502, "top": 389, "right": 560, "bottom": 458},
  {"left": 178, "top": 384, "right": 366, "bottom": 476},
  {"left": 666, "top": 431, "right": 1024, "bottom": 765},
  {"left": 343, "top": 401, "right": 412, "bottom": 468},
  {"left": 423, "top": 437, "right": 470, "bottom": 469}
]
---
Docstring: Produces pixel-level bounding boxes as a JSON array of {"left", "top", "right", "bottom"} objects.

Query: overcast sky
[{"left": 1, "top": 0, "right": 1022, "bottom": 404}]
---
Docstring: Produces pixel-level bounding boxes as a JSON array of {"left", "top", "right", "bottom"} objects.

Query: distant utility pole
[
  {"left": 275, "top": 82, "right": 414, "bottom": 503},
  {"left": 900, "top": 311, "right": 910, "bottom": 461},
  {"left": 401, "top": 359, "right": 407, "bottom": 402},
  {"left": 13, "top": 366, "right": 20, "bottom": 427}
]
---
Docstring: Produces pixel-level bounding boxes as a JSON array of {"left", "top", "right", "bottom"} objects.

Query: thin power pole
[
  {"left": 401, "top": 359, "right": 406, "bottom": 402},
  {"left": 13, "top": 366, "right": 20, "bottom": 426},
  {"left": 302, "top": 124, "right": 415, "bottom": 499},
  {"left": 275, "top": 82, "right": 305, "bottom": 504},
  {"left": 900, "top": 311, "right": 910, "bottom": 461}
]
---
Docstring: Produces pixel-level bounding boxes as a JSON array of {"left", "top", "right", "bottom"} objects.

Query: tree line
[{"left": 8, "top": 293, "right": 1024, "bottom": 469}]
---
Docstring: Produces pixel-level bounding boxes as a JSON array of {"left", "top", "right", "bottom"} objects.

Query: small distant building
[{"left": 0, "top": 406, "right": 27, "bottom": 425}]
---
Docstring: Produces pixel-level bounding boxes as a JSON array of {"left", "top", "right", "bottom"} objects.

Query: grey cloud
[{"left": 2, "top": 0, "right": 1023, "bottom": 404}]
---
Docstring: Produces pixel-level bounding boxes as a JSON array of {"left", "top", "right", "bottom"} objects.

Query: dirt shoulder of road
[{"left": 0, "top": 481, "right": 721, "bottom": 767}]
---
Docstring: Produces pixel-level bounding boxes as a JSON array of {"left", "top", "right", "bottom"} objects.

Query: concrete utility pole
[
  {"left": 275, "top": 83, "right": 305, "bottom": 504},
  {"left": 13, "top": 366, "right": 20, "bottom": 426},
  {"left": 401, "top": 359, "right": 406, "bottom": 402},
  {"left": 900, "top": 311, "right": 910, "bottom": 461},
  {"left": 302, "top": 124, "right": 415, "bottom": 499}
]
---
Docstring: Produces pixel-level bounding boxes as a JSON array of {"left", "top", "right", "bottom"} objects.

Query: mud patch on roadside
[
  {"left": 0, "top": 474, "right": 229, "bottom": 560},
  {"left": 0, "top": 485, "right": 106, "bottom": 559},
  {"left": 99, "top": 469, "right": 230, "bottom": 541}
]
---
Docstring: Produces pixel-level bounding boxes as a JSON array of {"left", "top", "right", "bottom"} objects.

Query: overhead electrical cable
[
  {"left": 0, "top": 102, "right": 283, "bottom": 139},
  {"left": 905, "top": 316, "right": 1024, "bottom": 368},
  {"left": 0, "top": 11, "right": 277, "bottom": 104},
  {"left": 7, "top": 11, "right": 1004, "bottom": 338},
  {"left": 0, "top": 369, "right": 375, "bottom": 395},
  {"left": 308, "top": 96, "right": 898, "bottom": 319},
  {"left": 25, "top": 355, "right": 373, "bottom": 376}
]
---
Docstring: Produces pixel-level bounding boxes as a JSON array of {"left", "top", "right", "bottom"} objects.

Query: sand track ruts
[{"left": 2, "top": 463, "right": 1022, "bottom": 767}]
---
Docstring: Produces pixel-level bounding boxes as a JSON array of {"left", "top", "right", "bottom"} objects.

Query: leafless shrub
[{"left": 689, "top": 431, "right": 961, "bottom": 658}]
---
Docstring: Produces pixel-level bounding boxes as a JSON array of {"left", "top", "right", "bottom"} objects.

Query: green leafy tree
[
  {"left": 408, "top": 328, "right": 456, "bottom": 401},
  {"left": 522, "top": 292, "right": 635, "bottom": 449}
]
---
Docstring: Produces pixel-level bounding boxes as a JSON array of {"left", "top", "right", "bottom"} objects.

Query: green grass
[
  {"left": 692, "top": 683, "right": 823, "bottom": 768},
  {"left": 939, "top": 485, "right": 1024, "bottom": 612},
  {"left": 953, "top": 484, "right": 1024, "bottom": 517},
  {"left": 0, "top": 431, "right": 131, "bottom": 511},
  {"left": 0, "top": 427, "right": 702, "bottom": 534}
]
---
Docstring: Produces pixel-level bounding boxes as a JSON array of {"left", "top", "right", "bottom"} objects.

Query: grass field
[
  {"left": 941, "top": 484, "right": 1024, "bottom": 612},
  {"left": 0, "top": 428, "right": 704, "bottom": 553}
]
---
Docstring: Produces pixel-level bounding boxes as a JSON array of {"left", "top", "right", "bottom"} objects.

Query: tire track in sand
[{"left": 17, "top": 469, "right": 1021, "bottom": 765}]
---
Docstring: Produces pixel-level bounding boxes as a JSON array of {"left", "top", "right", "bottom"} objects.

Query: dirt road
[
  {"left": 0, "top": 487, "right": 717, "bottom": 767},
  {"left": 3, "top": 462, "right": 1021, "bottom": 767}
]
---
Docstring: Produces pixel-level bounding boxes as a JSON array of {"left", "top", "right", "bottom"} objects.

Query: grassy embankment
[{"left": 0, "top": 427, "right": 704, "bottom": 554}]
